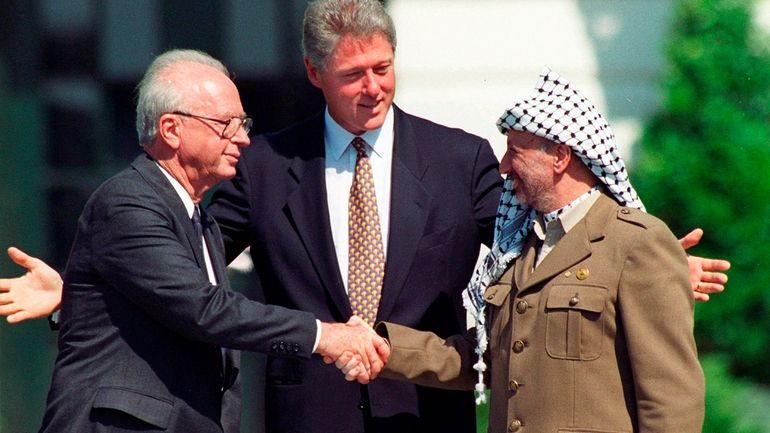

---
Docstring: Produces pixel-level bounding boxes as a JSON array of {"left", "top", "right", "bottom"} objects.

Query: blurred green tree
[
  {"left": 632, "top": 0, "right": 770, "bottom": 385},
  {"left": 701, "top": 355, "right": 765, "bottom": 433}
]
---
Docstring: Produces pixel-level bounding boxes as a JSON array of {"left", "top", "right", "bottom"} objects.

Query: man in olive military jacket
[{"left": 343, "top": 69, "right": 705, "bottom": 433}]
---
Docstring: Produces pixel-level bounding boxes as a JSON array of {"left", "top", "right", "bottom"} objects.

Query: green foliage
[
  {"left": 632, "top": 0, "right": 770, "bottom": 383},
  {"left": 702, "top": 354, "right": 767, "bottom": 433}
]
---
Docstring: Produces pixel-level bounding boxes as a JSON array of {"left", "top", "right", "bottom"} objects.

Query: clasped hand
[{"left": 315, "top": 316, "right": 390, "bottom": 384}]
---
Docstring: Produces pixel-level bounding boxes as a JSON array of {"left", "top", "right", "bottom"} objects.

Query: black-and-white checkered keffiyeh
[{"left": 461, "top": 67, "right": 645, "bottom": 404}]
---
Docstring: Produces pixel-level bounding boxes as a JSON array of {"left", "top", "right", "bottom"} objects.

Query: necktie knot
[
  {"left": 192, "top": 205, "right": 204, "bottom": 240},
  {"left": 351, "top": 137, "right": 368, "bottom": 158}
]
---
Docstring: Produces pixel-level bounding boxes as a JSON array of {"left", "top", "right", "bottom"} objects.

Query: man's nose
[
  {"left": 230, "top": 126, "right": 251, "bottom": 147},
  {"left": 499, "top": 151, "right": 512, "bottom": 174},
  {"left": 362, "top": 70, "right": 381, "bottom": 96}
]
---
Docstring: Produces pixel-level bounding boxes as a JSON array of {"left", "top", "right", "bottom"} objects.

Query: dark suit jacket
[
  {"left": 380, "top": 193, "right": 705, "bottom": 433},
  {"left": 207, "top": 106, "right": 502, "bottom": 433},
  {"left": 40, "top": 153, "right": 317, "bottom": 433}
]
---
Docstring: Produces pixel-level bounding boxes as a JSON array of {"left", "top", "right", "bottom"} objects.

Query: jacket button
[
  {"left": 512, "top": 340, "right": 525, "bottom": 353},
  {"left": 508, "top": 380, "right": 520, "bottom": 394},
  {"left": 515, "top": 300, "right": 528, "bottom": 314},
  {"left": 358, "top": 399, "right": 369, "bottom": 410},
  {"left": 508, "top": 419, "right": 522, "bottom": 432},
  {"left": 569, "top": 295, "right": 580, "bottom": 306}
]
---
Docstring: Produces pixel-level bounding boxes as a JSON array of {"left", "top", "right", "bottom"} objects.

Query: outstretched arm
[
  {"left": 0, "top": 247, "right": 63, "bottom": 323},
  {"left": 679, "top": 229, "right": 731, "bottom": 302},
  {"left": 336, "top": 321, "right": 478, "bottom": 390}
]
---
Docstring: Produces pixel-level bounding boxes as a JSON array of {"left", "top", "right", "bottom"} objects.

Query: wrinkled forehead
[
  {"left": 330, "top": 32, "right": 394, "bottom": 62},
  {"left": 337, "top": 30, "right": 393, "bottom": 48},
  {"left": 173, "top": 64, "right": 242, "bottom": 113}
]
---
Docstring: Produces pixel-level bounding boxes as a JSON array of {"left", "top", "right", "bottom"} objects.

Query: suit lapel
[
  {"left": 520, "top": 222, "right": 592, "bottom": 291},
  {"left": 376, "top": 108, "right": 431, "bottom": 321},
  {"left": 283, "top": 115, "right": 351, "bottom": 318},
  {"left": 513, "top": 234, "right": 540, "bottom": 293},
  {"left": 516, "top": 193, "right": 616, "bottom": 292},
  {"left": 131, "top": 153, "right": 207, "bottom": 269},
  {"left": 133, "top": 153, "right": 233, "bottom": 383}
]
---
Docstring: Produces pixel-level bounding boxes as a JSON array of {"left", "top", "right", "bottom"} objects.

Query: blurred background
[{"left": 1, "top": 0, "right": 768, "bottom": 432}]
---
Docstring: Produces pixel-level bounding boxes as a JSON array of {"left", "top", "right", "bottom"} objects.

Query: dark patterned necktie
[
  {"left": 193, "top": 205, "right": 226, "bottom": 376},
  {"left": 192, "top": 205, "right": 204, "bottom": 242},
  {"left": 347, "top": 137, "right": 385, "bottom": 326}
]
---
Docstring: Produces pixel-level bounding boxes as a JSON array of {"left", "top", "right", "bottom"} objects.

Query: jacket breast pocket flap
[
  {"left": 545, "top": 284, "right": 607, "bottom": 360},
  {"left": 92, "top": 386, "right": 173, "bottom": 429}
]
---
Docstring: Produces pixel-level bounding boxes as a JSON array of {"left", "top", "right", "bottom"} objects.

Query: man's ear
[
  {"left": 553, "top": 144, "right": 572, "bottom": 174},
  {"left": 304, "top": 57, "right": 323, "bottom": 89},
  {"left": 158, "top": 113, "right": 181, "bottom": 150}
]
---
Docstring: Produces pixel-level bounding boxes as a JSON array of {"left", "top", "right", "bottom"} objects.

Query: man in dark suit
[
  {"left": 37, "top": 49, "right": 387, "bottom": 433},
  {"left": 205, "top": 1, "right": 500, "bottom": 431}
]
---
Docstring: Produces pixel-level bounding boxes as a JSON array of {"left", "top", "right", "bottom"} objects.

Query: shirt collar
[
  {"left": 154, "top": 162, "right": 196, "bottom": 219},
  {"left": 324, "top": 106, "right": 394, "bottom": 160},
  {"left": 533, "top": 186, "right": 602, "bottom": 239}
]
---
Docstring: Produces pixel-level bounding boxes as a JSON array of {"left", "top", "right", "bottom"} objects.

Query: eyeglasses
[{"left": 171, "top": 111, "right": 253, "bottom": 139}]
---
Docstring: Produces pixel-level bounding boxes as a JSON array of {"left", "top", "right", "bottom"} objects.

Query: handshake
[{"left": 314, "top": 316, "right": 390, "bottom": 384}]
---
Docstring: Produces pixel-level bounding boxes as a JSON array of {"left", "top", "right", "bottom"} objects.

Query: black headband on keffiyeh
[{"left": 461, "top": 67, "right": 645, "bottom": 404}]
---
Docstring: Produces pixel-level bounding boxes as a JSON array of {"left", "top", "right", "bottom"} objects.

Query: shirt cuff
[
  {"left": 48, "top": 310, "right": 61, "bottom": 331},
  {"left": 312, "top": 319, "right": 322, "bottom": 352}
]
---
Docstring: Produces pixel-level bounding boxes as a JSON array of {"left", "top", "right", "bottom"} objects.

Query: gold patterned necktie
[{"left": 347, "top": 137, "right": 385, "bottom": 326}]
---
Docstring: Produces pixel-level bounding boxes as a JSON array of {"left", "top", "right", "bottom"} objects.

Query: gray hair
[
  {"left": 302, "top": 0, "right": 396, "bottom": 70},
  {"left": 135, "top": 49, "right": 230, "bottom": 147}
]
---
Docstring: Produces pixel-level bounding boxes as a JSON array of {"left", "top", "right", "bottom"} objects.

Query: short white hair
[{"left": 135, "top": 49, "right": 229, "bottom": 147}]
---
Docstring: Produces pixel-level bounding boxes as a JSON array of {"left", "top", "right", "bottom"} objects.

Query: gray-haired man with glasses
[{"left": 27, "top": 48, "right": 388, "bottom": 433}]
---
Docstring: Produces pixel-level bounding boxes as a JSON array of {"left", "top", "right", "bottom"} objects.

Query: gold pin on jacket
[{"left": 576, "top": 267, "right": 590, "bottom": 280}]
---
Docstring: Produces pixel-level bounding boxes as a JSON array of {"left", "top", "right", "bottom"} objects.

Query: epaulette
[{"left": 615, "top": 207, "right": 649, "bottom": 229}]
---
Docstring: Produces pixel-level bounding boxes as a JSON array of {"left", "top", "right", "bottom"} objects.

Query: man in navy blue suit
[{"left": 207, "top": 1, "right": 499, "bottom": 431}]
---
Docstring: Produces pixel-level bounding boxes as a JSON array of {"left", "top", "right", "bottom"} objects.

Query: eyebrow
[{"left": 219, "top": 111, "right": 248, "bottom": 119}]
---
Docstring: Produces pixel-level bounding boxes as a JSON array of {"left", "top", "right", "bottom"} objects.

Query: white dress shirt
[
  {"left": 324, "top": 107, "right": 394, "bottom": 292},
  {"left": 156, "top": 163, "right": 218, "bottom": 286}
]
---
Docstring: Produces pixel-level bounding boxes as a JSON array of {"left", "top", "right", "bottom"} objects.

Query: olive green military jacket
[{"left": 379, "top": 193, "right": 704, "bottom": 433}]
